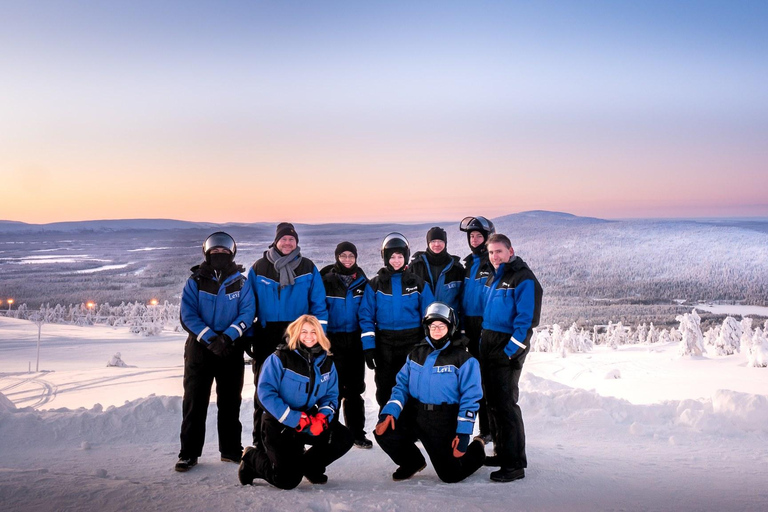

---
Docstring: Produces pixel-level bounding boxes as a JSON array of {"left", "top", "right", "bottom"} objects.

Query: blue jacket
[
  {"left": 358, "top": 268, "right": 435, "bottom": 351},
  {"left": 481, "top": 256, "right": 543, "bottom": 358},
  {"left": 258, "top": 345, "right": 339, "bottom": 428},
  {"left": 246, "top": 252, "right": 328, "bottom": 332},
  {"left": 409, "top": 252, "right": 464, "bottom": 314},
  {"left": 180, "top": 262, "right": 256, "bottom": 345},
  {"left": 381, "top": 336, "right": 483, "bottom": 435},
  {"left": 461, "top": 251, "right": 494, "bottom": 319},
  {"left": 320, "top": 264, "right": 370, "bottom": 334}
]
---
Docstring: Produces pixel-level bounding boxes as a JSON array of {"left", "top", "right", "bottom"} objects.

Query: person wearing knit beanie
[
  {"left": 319, "top": 240, "right": 373, "bottom": 449},
  {"left": 409, "top": 226, "right": 465, "bottom": 315},
  {"left": 272, "top": 222, "right": 299, "bottom": 250}
]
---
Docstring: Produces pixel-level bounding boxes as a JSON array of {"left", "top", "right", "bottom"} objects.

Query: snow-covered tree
[
  {"left": 676, "top": 309, "right": 704, "bottom": 356},
  {"left": 658, "top": 329, "right": 671, "bottom": 344},
  {"left": 532, "top": 327, "right": 553, "bottom": 352},
  {"left": 746, "top": 327, "right": 768, "bottom": 368},
  {"left": 636, "top": 323, "right": 648, "bottom": 345},
  {"left": 714, "top": 316, "right": 742, "bottom": 356},
  {"left": 646, "top": 323, "right": 659, "bottom": 344}
]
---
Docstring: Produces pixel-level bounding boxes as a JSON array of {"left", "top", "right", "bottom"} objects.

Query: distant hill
[{"left": 0, "top": 218, "right": 218, "bottom": 233}]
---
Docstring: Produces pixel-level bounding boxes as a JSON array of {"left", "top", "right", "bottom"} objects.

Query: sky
[{"left": 1, "top": 0, "right": 766, "bottom": 224}]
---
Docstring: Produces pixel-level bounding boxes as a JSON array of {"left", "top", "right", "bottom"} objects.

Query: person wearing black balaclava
[
  {"left": 374, "top": 302, "right": 485, "bottom": 483},
  {"left": 320, "top": 242, "right": 374, "bottom": 449},
  {"left": 176, "top": 232, "right": 256, "bottom": 472},
  {"left": 409, "top": 227, "right": 465, "bottom": 315},
  {"left": 458, "top": 216, "right": 496, "bottom": 443},
  {"left": 358, "top": 233, "right": 435, "bottom": 409},
  {"left": 243, "top": 222, "right": 329, "bottom": 448}
]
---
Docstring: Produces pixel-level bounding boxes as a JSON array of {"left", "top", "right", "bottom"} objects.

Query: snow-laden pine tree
[
  {"left": 646, "top": 323, "right": 659, "bottom": 344},
  {"left": 659, "top": 329, "right": 671, "bottom": 344},
  {"left": 714, "top": 316, "right": 742, "bottom": 355},
  {"left": 636, "top": 323, "right": 648, "bottom": 344},
  {"left": 747, "top": 327, "right": 768, "bottom": 368},
  {"left": 739, "top": 318, "right": 754, "bottom": 353},
  {"left": 551, "top": 324, "right": 564, "bottom": 355},
  {"left": 532, "top": 327, "right": 553, "bottom": 352},
  {"left": 676, "top": 309, "right": 704, "bottom": 356}
]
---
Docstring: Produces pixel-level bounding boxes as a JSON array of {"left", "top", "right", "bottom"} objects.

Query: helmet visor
[
  {"left": 424, "top": 301, "right": 454, "bottom": 324},
  {"left": 382, "top": 232, "right": 408, "bottom": 250},
  {"left": 460, "top": 216, "right": 493, "bottom": 233},
  {"left": 203, "top": 232, "right": 236, "bottom": 255}
]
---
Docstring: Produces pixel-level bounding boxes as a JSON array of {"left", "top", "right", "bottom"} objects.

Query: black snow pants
[
  {"left": 328, "top": 330, "right": 367, "bottom": 438},
  {"left": 248, "top": 321, "right": 290, "bottom": 445},
  {"left": 478, "top": 329, "right": 528, "bottom": 470},
  {"left": 463, "top": 315, "right": 490, "bottom": 436},
  {"left": 242, "top": 410, "right": 354, "bottom": 489},
  {"left": 375, "top": 401, "right": 486, "bottom": 483},
  {"left": 179, "top": 335, "right": 244, "bottom": 459},
  {"left": 374, "top": 328, "right": 422, "bottom": 410}
]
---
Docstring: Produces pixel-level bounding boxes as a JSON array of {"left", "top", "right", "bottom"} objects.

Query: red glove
[
  {"left": 309, "top": 413, "right": 328, "bottom": 436},
  {"left": 295, "top": 412, "right": 311, "bottom": 432},
  {"left": 374, "top": 414, "right": 395, "bottom": 436},
  {"left": 451, "top": 434, "right": 470, "bottom": 458}
]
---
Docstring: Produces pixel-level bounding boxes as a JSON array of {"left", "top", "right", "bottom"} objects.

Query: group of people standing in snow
[{"left": 176, "top": 217, "right": 542, "bottom": 488}]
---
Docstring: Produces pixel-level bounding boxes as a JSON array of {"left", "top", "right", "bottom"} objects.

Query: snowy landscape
[{"left": 2, "top": 213, "right": 768, "bottom": 511}]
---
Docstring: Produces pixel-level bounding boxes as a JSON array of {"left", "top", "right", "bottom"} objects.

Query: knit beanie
[
  {"left": 426, "top": 226, "right": 447, "bottom": 245},
  {"left": 273, "top": 222, "right": 299, "bottom": 246},
  {"left": 334, "top": 241, "right": 358, "bottom": 259}
]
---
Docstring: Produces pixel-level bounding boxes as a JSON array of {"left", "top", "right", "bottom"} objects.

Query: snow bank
[{"left": 0, "top": 391, "right": 16, "bottom": 412}]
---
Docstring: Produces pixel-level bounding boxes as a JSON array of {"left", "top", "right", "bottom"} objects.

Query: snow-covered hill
[{"left": 1, "top": 317, "right": 767, "bottom": 511}]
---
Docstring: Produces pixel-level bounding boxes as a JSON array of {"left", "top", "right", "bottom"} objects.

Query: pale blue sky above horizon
[{"left": 1, "top": 0, "right": 766, "bottom": 224}]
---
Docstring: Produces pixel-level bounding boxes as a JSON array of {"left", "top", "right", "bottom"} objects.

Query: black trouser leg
[
  {"left": 479, "top": 329, "right": 527, "bottom": 470},
  {"left": 179, "top": 337, "right": 215, "bottom": 459},
  {"left": 415, "top": 405, "right": 484, "bottom": 483},
  {"left": 374, "top": 405, "right": 425, "bottom": 469},
  {"left": 465, "top": 316, "right": 490, "bottom": 436},
  {"left": 215, "top": 348, "right": 245, "bottom": 456},
  {"left": 246, "top": 412, "right": 304, "bottom": 490},
  {"left": 251, "top": 322, "right": 289, "bottom": 445},
  {"left": 302, "top": 421, "right": 355, "bottom": 476},
  {"left": 329, "top": 331, "right": 367, "bottom": 437}
]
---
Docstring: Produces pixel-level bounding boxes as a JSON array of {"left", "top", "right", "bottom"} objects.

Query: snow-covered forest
[{"left": 2, "top": 213, "right": 768, "bottom": 327}]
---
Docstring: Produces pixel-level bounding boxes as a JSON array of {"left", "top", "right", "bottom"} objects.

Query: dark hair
[{"left": 486, "top": 233, "right": 512, "bottom": 249}]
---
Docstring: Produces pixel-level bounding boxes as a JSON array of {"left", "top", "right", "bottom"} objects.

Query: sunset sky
[{"left": 1, "top": 0, "right": 766, "bottom": 224}]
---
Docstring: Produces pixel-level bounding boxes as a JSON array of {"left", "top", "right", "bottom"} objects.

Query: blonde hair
[{"left": 285, "top": 315, "right": 331, "bottom": 352}]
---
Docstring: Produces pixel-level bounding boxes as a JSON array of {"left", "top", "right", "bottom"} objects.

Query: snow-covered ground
[{"left": 2, "top": 317, "right": 768, "bottom": 511}]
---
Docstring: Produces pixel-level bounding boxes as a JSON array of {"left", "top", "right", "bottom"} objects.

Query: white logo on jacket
[{"left": 227, "top": 292, "right": 240, "bottom": 300}]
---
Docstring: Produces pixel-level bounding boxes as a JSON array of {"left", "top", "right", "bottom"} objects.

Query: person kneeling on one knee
[
  {"left": 374, "top": 302, "right": 486, "bottom": 483},
  {"left": 238, "top": 315, "right": 353, "bottom": 489}
]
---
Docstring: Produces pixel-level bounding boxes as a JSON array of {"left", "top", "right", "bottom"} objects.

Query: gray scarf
[{"left": 267, "top": 246, "right": 302, "bottom": 287}]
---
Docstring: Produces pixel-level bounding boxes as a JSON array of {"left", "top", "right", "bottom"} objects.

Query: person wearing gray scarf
[{"left": 242, "top": 222, "right": 329, "bottom": 450}]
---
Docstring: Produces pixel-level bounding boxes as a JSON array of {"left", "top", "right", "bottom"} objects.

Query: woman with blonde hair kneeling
[{"left": 238, "top": 315, "right": 353, "bottom": 488}]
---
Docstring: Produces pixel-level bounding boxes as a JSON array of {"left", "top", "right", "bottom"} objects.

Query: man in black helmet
[
  {"left": 176, "top": 232, "right": 256, "bottom": 472},
  {"left": 459, "top": 216, "right": 496, "bottom": 443}
]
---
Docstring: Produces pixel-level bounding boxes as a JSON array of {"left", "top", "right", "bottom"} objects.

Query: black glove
[
  {"left": 363, "top": 349, "right": 377, "bottom": 370},
  {"left": 206, "top": 333, "right": 232, "bottom": 357}
]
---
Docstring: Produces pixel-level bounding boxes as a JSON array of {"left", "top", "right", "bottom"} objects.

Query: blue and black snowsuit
[
  {"left": 241, "top": 344, "right": 353, "bottom": 489},
  {"left": 460, "top": 249, "right": 495, "bottom": 435},
  {"left": 480, "top": 255, "right": 542, "bottom": 471},
  {"left": 179, "top": 261, "right": 256, "bottom": 461},
  {"left": 245, "top": 252, "right": 328, "bottom": 444},
  {"left": 376, "top": 335, "right": 486, "bottom": 483},
  {"left": 320, "top": 263, "right": 371, "bottom": 439},
  {"left": 358, "top": 267, "right": 435, "bottom": 408},
  {"left": 409, "top": 250, "right": 464, "bottom": 314}
]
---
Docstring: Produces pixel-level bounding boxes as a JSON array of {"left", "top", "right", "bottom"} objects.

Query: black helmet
[
  {"left": 423, "top": 301, "right": 458, "bottom": 338},
  {"left": 459, "top": 216, "right": 496, "bottom": 246},
  {"left": 381, "top": 232, "right": 410, "bottom": 264},
  {"left": 203, "top": 232, "right": 237, "bottom": 264}
]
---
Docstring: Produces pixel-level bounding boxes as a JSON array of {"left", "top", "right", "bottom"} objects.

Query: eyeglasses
[{"left": 428, "top": 323, "right": 448, "bottom": 332}]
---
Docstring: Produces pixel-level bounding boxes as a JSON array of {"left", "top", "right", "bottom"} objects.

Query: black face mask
[{"left": 209, "top": 253, "right": 232, "bottom": 271}]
